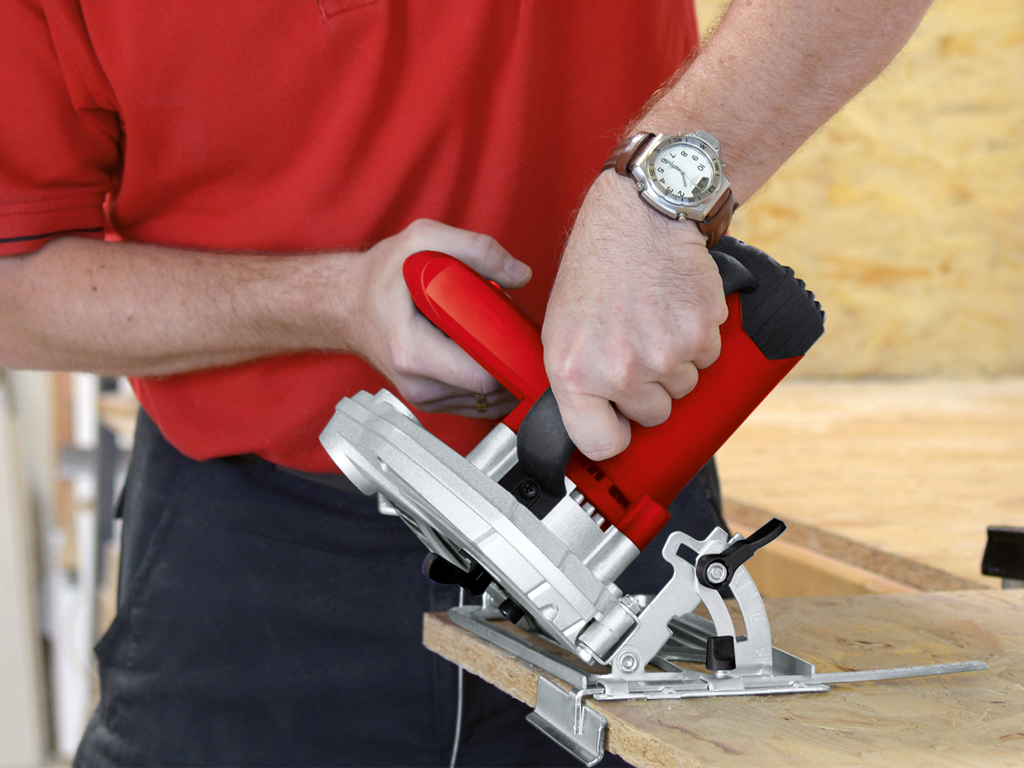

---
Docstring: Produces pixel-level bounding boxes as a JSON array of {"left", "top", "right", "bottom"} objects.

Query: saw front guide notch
[{"left": 320, "top": 238, "right": 985, "bottom": 765}]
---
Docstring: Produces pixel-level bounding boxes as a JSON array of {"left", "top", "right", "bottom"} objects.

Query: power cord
[{"left": 449, "top": 587, "right": 465, "bottom": 768}]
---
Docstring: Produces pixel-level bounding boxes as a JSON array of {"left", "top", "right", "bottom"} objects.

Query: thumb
[
  {"left": 455, "top": 237, "right": 531, "bottom": 290},
  {"left": 403, "top": 219, "right": 532, "bottom": 289}
]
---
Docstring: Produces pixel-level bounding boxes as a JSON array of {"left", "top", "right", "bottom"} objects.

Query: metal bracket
[{"left": 526, "top": 678, "right": 607, "bottom": 767}]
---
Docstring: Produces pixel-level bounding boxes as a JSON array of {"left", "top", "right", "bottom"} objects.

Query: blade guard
[{"left": 403, "top": 237, "right": 824, "bottom": 550}]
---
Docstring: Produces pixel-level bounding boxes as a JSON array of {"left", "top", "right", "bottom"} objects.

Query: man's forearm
[
  {"left": 542, "top": 0, "right": 933, "bottom": 459},
  {"left": 638, "top": 0, "right": 933, "bottom": 202},
  {"left": 0, "top": 221, "right": 532, "bottom": 419},
  {"left": 0, "top": 236, "right": 365, "bottom": 375}
]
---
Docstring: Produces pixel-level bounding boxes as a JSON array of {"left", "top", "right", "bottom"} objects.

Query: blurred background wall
[{"left": 698, "top": 0, "right": 1024, "bottom": 378}]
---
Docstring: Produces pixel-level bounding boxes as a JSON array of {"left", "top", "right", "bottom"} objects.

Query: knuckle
[
  {"left": 581, "top": 430, "right": 629, "bottom": 462},
  {"left": 711, "top": 298, "right": 729, "bottom": 326},
  {"left": 547, "top": 352, "right": 590, "bottom": 394},
  {"left": 388, "top": 343, "right": 418, "bottom": 377},
  {"left": 693, "top": 329, "right": 722, "bottom": 369},
  {"left": 644, "top": 343, "right": 677, "bottom": 377},
  {"left": 403, "top": 218, "right": 437, "bottom": 250},
  {"left": 670, "top": 366, "right": 699, "bottom": 398},
  {"left": 677, "top": 318, "right": 718, "bottom": 357},
  {"left": 600, "top": 355, "right": 637, "bottom": 397},
  {"left": 469, "top": 232, "right": 503, "bottom": 267}
]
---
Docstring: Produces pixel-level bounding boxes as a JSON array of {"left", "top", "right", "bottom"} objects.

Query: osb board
[
  {"left": 716, "top": 379, "right": 1024, "bottom": 588},
  {"left": 424, "top": 590, "right": 1024, "bottom": 768},
  {"left": 696, "top": 0, "right": 1024, "bottom": 377}
]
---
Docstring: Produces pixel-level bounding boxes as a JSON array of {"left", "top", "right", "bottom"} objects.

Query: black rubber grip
[
  {"left": 981, "top": 526, "right": 1024, "bottom": 580},
  {"left": 516, "top": 388, "right": 574, "bottom": 499},
  {"left": 711, "top": 236, "right": 826, "bottom": 360}
]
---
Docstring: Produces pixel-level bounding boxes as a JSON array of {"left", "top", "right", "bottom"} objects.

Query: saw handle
[{"left": 515, "top": 249, "right": 759, "bottom": 499}]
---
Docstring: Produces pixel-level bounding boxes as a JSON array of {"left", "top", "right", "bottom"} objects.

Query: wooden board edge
[{"left": 724, "top": 499, "right": 986, "bottom": 593}]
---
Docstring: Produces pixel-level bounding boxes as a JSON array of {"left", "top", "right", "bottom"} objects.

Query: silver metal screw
[
  {"left": 617, "top": 651, "right": 640, "bottom": 674},
  {"left": 706, "top": 562, "right": 729, "bottom": 585}
]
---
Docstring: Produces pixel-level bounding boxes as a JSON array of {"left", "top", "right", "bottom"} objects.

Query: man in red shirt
[{"left": 1, "top": 1, "right": 932, "bottom": 765}]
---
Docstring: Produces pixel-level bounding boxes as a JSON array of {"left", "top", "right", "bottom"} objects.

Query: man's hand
[
  {"left": 542, "top": 173, "right": 728, "bottom": 461},
  {"left": 348, "top": 219, "right": 532, "bottom": 420}
]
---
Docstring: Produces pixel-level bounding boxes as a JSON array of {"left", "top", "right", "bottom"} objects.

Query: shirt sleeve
[{"left": 0, "top": 0, "right": 120, "bottom": 256}]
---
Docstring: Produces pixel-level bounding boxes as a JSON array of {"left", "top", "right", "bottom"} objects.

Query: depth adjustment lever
[
  {"left": 695, "top": 518, "right": 786, "bottom": 590},
  {"left": 422, "top": 552, "right": 493, "bottom": 596}
]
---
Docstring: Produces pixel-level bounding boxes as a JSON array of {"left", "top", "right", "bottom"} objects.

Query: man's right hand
[{"left": 346, "top": 219, "right": 532, "bottom": 420}]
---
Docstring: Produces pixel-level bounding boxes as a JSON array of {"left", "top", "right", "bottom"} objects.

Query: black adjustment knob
[
  {"left": 421, "top": 552, "right": 493, "bottom": 596},
  {"left": 498, "top": 598, "right": 525, "bottom": 624},
  {"left": 981, "top": 526, "right": 1024, "bottom": 583},
  {"left": 696, "top": 518, "right": 787, "bottom": 590},
  {"left": 706, "top": 635, "right": 736, "bottom": 672}
]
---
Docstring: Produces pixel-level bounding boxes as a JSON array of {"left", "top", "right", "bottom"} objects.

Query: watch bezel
[{"left": 630, "top": 133, "right": 728, "bottom": 221}]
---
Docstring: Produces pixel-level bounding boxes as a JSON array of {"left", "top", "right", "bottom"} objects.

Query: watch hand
[{"left": 663, "top": 159, "right": 693, "bottom": 193}]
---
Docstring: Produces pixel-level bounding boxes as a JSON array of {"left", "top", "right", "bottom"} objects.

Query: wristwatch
[{"left": 603, "top": 131, "right": 736, "bottom": 249}]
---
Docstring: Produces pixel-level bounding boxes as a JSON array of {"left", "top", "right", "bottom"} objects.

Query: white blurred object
[{"left": 0, "top": 376, "right": 47, "bottom": 766}]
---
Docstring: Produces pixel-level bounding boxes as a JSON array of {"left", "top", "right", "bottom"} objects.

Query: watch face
[{"left": 648, "top": 140, "right": 719, "bottom": 204}]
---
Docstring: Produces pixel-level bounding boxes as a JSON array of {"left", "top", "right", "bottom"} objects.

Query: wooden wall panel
[{"left": 695, "top": 0, "right": 1024, "bottom": 377}]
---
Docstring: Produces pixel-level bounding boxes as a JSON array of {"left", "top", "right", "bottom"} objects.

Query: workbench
[{"left": 424, "top": 590, "right": 1023, "bottom": 767}]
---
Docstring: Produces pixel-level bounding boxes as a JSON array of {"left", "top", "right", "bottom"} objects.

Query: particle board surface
[
  {"left": 697, "top": 0, "right": 1024, "bottom": 379},
  {"left": 716, "top": 378, "right": 1024, "bottom": 588},
  {"left": 724, "top": 500, "right": 984, "bottom": 597},
  {"left": 424, "top": 590, "right": 1024, "bottom": 768}
]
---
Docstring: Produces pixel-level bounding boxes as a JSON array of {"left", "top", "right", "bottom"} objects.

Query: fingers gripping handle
[
  {"left": 515, "top": 248, "right": 759, "bottom": 499},
  {"left": 403, "top": 238, "right": 824, "bottom": 550}
]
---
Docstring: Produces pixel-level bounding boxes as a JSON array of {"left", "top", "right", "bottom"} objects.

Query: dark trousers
[{"left": 75, "top": 410, "right": 723, "bottom": 767}]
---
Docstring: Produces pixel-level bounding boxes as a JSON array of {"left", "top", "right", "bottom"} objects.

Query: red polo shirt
[{"left": 1, "top": 0, "right": 699, "bottom": 471}]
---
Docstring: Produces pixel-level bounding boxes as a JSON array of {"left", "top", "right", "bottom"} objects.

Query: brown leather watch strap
[
  {"left": 696, "top": 187, "right": 736, "bottom": 250},
  {"left": 602, "top": 133, "right": 656, "bottom": 176}
]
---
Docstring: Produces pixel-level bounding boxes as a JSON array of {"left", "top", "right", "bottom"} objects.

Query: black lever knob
[
  {"left": 421, "top": 552, "right": 494, "bottom": 596},
  {"left": 695, "top": 518, "right": 787, "bottom": 590}
]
